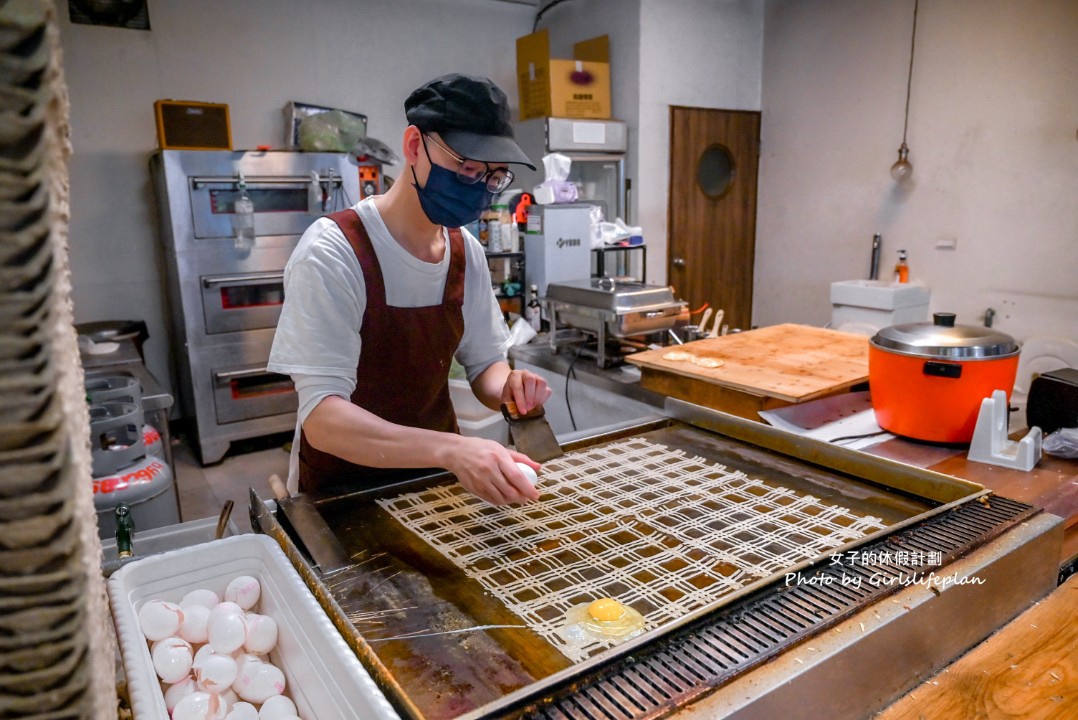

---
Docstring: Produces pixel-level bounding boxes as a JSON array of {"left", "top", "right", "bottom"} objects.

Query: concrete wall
[
  {"left": 58, "top": 0, "right": 534, "bottom": 394},
  {"left": 58, "top": 0, "right": 1077, "bottom": 406},
  {"left": 756, "top": 0, "right": 1078, "bottom": 341}
]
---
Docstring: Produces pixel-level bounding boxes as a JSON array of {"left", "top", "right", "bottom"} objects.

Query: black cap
[{"left": 405, "top": 74, "right": 536, "bottom": 170}]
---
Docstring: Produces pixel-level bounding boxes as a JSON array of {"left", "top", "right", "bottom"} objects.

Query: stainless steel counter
[{"left": 509, "top": 338, "right": 666, "bottom": 409}]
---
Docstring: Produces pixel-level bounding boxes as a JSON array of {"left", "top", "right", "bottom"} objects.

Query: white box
[
  {"left": 449, "top": 379, "right": 509, "bottom": 444},
  {"left": 830, "top": 279, "right": 930, "bottom": 332},
  {"left": 524, "top": 203, "right": 595, "bottom": 296},
  {"left": 458, "top": 412, "right": 510, "bottom": 444},
  {"left": 830, "top": 279, "right": 930, "bottom": 310},
  {"left": 448, "top": 378, "right": 489, "bottom": 421},
  {"left": 108, "top": 534, "right": 399, "bottom": 720}
]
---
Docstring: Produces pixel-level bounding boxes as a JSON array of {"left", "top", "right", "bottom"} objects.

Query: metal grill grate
[
  {"left": 378, "top": 438, "right": 889, "bottom": 662},
  {"left": 505, "top": 495, "right": 1036, "bottom": 720}
]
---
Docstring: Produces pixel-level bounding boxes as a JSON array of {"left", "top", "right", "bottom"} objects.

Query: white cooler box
[
  {"left": 108, "top": 534, "right": 399, "bottom": 720},
  {"left": 449, "top": 378, "right": 509, "bottom": 444}
]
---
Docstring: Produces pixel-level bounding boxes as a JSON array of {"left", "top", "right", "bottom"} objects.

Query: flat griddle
[{"left": 252, "top": 398, "right": 987, "bottom": 720}]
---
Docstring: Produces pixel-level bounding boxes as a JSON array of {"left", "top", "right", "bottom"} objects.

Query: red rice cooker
[{"left": 868, "top": 312, "right": 1020, "bottom": 443}]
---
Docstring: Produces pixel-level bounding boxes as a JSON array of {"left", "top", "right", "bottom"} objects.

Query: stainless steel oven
[{"left": 152, "top": 150, "right": 359, "bottom": 464}]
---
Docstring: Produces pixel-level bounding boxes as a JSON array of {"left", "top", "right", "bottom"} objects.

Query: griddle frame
[{"left": 252, "top": 398, "right": 992, "bottom": 720}]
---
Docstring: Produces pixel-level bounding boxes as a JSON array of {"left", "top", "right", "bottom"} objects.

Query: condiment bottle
[
  {"left": 526, "top": 284, "right": 542, "bottom": 332},
  {"left": 488, "top": 204, "right": 505, "bottom": 253},
  {"left": 894, "top": 249, "right": 909, "bottom": 284}
]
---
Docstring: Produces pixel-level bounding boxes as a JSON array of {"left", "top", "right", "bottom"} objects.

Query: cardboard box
[
  {"left": 154, "top": 100, "right": 232, "bottom": 150},
  {"left": 516, "top": 29, "right": 611, "bottom": 121}
]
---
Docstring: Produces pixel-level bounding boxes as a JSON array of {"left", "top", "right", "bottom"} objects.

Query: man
[{"left": 268, "top": 74, "right": 552, "bottom": 504}]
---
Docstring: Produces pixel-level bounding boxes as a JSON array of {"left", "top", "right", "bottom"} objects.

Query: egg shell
[
  {"left": 225, "top": 701, "right": 260, "bottom": 720},
  {"left": 243, "top": 613, "right": 278, "bottom": 655},
  {"left": 192, "top": 643, "right": 217, "bottom": 668},
  {"left": 151, "top": 636, "right": 194, "bottom": 684},
  {"left": 208, "top": 603, "right": 247, "bottom": 653},
  {"left": 224, "top": 575, "right": 261, "bottom": 610},
  {"left": 163, "top": 675, "right": 198, "bottom": 711},
  {"left": 235, "top": 661, "right": 286, "bottom": 704},
  {"left": 172, "top": 691, "right": 228, "bottom": 720},
  {"left": 231, "top": 653, "right": 263, "bottom": 694},
  {"left": 195, "top": 653, "right": 239, "bottom": 693},
  {"left": 515, "top": 462, "right": 539, "bottom": 485},
  {"left": 258, "top": 694, "right": 297, "bottom": 719},
  {"left": 138, "top": 599, "right": 184, "bottom": 642},
  {"left": 179, "top": 603, "right": 211, "bottom": 644},
  {"left": 181, "top": 588, "right": 221, "bottom": 610}
]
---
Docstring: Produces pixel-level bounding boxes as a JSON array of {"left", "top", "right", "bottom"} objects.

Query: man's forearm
[
  {"left": 302, "top": 395, "right": 459, "bottom": 469},
  {"left": 471, "top": 360, "right": 512, "bottom": 411}
]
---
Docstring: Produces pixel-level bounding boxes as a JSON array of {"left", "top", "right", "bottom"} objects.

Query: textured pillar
[{"left": 0, "top": 1, "right": 117, "bottom": 717}]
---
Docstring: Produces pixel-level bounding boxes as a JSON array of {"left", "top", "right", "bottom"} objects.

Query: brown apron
[{"left": 298, "top": 209, "right": 465, "bottom": 493}]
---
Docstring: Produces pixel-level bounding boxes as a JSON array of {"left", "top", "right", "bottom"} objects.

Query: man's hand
[
  {"left": 444, "top": 436, "right": 541, "bottom": 505},
  {"left": 500, "top": 369, "right": 553, "bottom": 416}
]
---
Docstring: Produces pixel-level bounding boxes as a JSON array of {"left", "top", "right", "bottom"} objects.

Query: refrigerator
[{"left": 544, "top": 117, "right": 641, "bottom": 281}]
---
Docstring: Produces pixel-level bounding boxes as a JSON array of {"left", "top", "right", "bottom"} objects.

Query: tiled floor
[{"left": 172, "top": 429, "right": 292, "bottom": 534}]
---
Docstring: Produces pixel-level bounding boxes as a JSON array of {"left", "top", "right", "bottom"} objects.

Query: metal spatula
[{"left": 501, "top": 401, "right": 564, "bottom": 462}]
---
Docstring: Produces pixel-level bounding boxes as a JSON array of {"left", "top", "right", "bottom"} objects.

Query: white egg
[
  {"left": 152, "top": 636, "right": 194, "bottom": 684},
  {"left": 163, "top": 675, "right": 198, "bottom": 711},
  {"left": 195, "top": 653, "right": 239, "bottom": 694},
  {"left": 219, "top": 688, "right": 239, "bottom": 707},
  {"left": 181, "top": 588, "right": 221, "bottom": 610},
  {"left": 231, "top": 653, "right": 263, "bottom": 694},
  {"left": 258, "top": 694, "right": 297, "bottom": 719},
  {"left": 235, "top": 661, "right": 286, "bottom": 704},
  {"left": 179, "top": 603, "right": 211, "bottom": 644},
  {"left": 243, "top": 613, "right": 278, "bottom": 655},
  {"left": 208, "top": 603, "right": 247, "bottom": 653},
  {"left": 515, "top": 462, "right": 539, "bottom": 486},
  {"left": 225, "top": 701, "right": 260, "bottom": 720},
  {"left": 224, "top": 576, "right": 261, "bottom": 610},
  {"left": 138, "top": 599, "right": 185, "bottom": 642},
  {"left": 172, "top": 691, "right": 228, "bottom": 720}
]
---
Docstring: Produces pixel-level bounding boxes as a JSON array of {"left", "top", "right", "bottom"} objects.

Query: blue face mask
[
  {"left": 411, "top": 135, "right": 495, "bottom": 228},
  {"left": 411, "top": 163, "right": 493, "bottom": 228}
]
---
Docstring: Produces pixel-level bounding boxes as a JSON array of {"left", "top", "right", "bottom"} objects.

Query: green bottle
[{"left": 115, "top": 504, "right": 135, "bottom": 558}]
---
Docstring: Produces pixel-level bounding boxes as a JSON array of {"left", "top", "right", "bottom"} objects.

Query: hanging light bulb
[
  {"left": 891, "top": 142, "right": 913, "bottom": 181},
  {"left": 891, "top": 0, "right": 919, "bottom": 182}
]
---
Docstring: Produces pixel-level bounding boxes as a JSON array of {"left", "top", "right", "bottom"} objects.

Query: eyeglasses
[{"left": 422, "top": 133, "right": 515, "bottom": 193}]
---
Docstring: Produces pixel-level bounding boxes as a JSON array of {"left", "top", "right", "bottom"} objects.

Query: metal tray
[{"left": 546, "top": 278, "right": 676, "bottom": 312}]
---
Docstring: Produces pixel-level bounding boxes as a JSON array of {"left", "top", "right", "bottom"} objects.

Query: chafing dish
[{"left": 546, "top": 277, "right": 687, "bottom": 367}]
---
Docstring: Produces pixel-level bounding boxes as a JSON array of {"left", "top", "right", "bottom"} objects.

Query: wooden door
[{"left": 667, "top": 107, "right": 761, "bottom": 332}]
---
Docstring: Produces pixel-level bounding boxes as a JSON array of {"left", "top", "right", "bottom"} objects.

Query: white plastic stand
[{"left": 967, "top": 390, "right": 1042, "bottom": 471}]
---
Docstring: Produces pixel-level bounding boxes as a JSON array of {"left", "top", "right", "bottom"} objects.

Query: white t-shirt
[{"left": 268, "top": 197, "right": 510, "bottom": 490}]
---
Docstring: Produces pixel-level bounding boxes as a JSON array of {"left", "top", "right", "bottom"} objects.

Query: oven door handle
[
  {"left": 214, "top": 367, "right": 276, "bottom": 382},
  {"left": 190, "top": 175, "right": 343, "bottom": 189},
  {"left": 202, "top": 272, "right": 285, "bottom": 288}
]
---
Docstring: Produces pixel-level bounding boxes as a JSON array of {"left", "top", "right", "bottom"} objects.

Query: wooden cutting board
[{"left": 626, "top": 324, "right": 869, "bottom": 404}]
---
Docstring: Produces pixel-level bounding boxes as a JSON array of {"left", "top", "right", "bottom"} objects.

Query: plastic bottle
[
  {"left": 232, "top": 184, "right": 255, "bottom": 250},
  {"left": 526, "top": 285, "right": 542, "bottom": 332},
  {"left": 488, "top": 204, "right": 505, "bottom": 253},
  {"left": 498, "top": 204, "right": 515, "bottom": 252},
  {"left": 894, "top": 249, "right": 909, "bottom": 284}
]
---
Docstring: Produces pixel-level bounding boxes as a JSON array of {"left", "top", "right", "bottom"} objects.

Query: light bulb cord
[{"left": 901, "top": 0, "right": 920, "bottom": 147}]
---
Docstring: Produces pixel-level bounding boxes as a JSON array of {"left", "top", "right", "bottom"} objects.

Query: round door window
[{"left": 697, "top": 144, "right": 735, "bottom": 198}]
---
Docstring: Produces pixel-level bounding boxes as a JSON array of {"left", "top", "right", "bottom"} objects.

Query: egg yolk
[{"left": 587, "top": 597, "right": 626, "bottom": 623}]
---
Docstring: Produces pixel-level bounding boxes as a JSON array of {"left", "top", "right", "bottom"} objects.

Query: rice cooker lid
[{"left": 871, "top": 312, "right": 1019, "bottom": 359}]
